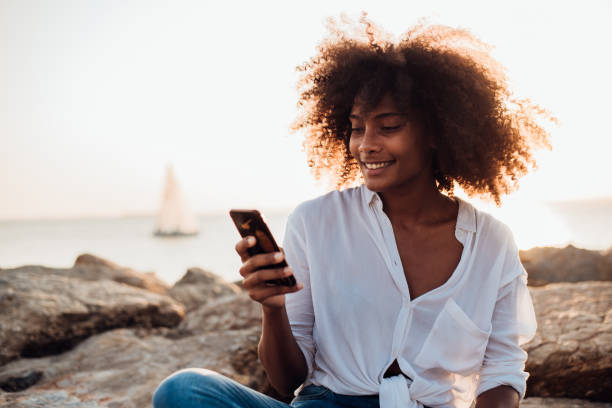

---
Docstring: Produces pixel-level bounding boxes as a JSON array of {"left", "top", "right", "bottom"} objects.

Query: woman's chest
[
  {"left": 393, "top": 224, "right": 464, "bottom": 300},
  {"left": 308, "top": 216, "right": 463, "bottom": 301}
]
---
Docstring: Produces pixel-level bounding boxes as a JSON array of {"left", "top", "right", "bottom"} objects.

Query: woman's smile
[
  {"left": 362, "top": 160, "right": 396, "bottom": 176},
  {"left": 363, "top": 160, "right": 395, "bottom": 170}
]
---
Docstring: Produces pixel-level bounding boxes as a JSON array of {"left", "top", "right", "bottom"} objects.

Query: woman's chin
[{"left": 362, "top": 178, "right": 389, "bottom": 193}]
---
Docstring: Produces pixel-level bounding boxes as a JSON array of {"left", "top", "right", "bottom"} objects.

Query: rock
[
  {"left": 520, "top": 246, "right": 612, "bottom": 286},
  {"left": 0, "top": 268, "right": 184, "bottom": 366},
  {"left": 2, "top": 254, "right": 170, "bottom": 296},
  {"left": 0, "top": 326, "right": 265, "bottom": 408},
  {"left": 73, "top": 253, "right": 170, "bottom": 294},
  {"left": 525, "top": 281, "right": 612, "bottom": 401},
  {"left": 522, "top": 397, "right": 612, "bottom": 407},
  {"left": 0, "top": 291, "right": 280, "bottom": 408},
  {"left": 5, "top": 255, "right": 610, "bottom": 407},
  {"left": 168, "top": 267, "right": 241, "bottom": 311},
  {"left": 179, "top": 293, "right": 262, "bottom": 334}
]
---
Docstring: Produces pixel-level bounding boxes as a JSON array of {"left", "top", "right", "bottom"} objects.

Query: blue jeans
[{"left": 153, "top": 368, "right": 380, "bottom": 408}]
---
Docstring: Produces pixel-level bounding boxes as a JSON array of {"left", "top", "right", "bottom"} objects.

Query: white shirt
[{"left": 283, "top": 185, "right": 537, "bottom": 408}]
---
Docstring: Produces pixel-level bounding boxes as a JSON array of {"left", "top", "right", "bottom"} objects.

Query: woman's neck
[{"left": 378, "top": 180, "right": 455, "bottom": 227}]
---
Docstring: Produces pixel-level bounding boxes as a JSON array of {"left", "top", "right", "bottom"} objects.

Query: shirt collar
[
  {"left": 455, "top": 197, "right": 476, "bottom": 233},
  {"left": 361, "top": 184, "right": 476, "bottom": 233},
  {"left": 363, "top": 184, "right": 380, "bottom": 207}
]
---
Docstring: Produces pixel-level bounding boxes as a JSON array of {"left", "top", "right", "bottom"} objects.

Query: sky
[{"left": 1, "top": 0, "right": 611, "bottom": 221}]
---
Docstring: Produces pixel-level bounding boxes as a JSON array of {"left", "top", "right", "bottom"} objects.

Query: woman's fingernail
[
  {"left": 247, "top": 236, "right": 255, "bottom": 245},
  {"left": 284, "top": 267, "right": 293, "bottom": 275},
  {"left": 274, "top": 252, "right": 284, "bottom": 261}
]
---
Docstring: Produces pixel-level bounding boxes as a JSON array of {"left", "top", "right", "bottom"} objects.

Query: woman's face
[{"left": 348, "top": 94, "right": 433, "bottom": 193}]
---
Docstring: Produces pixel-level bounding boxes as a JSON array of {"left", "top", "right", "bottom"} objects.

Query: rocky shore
[{"left": 1, "top": 246, "right": 611, "bottom": 407}]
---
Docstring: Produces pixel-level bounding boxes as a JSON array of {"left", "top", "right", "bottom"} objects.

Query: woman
[{"left": 153, "top": 16, "right": 552, "bottom": 408}]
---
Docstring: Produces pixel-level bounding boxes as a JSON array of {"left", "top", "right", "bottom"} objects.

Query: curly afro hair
[{"left": 292, "top": 15, "right": 555, "bottom": 204}]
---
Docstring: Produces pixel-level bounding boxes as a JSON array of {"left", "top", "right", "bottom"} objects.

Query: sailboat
[{"left": 154, "top": 164, "right": 200, "bottom": 237}]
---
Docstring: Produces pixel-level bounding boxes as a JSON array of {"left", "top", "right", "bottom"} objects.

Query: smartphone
[{"left": 229, "top": 209, "right": 296, "bottom": 286}]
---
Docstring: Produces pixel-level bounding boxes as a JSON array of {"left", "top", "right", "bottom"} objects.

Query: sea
[{"left": 1, "top": 198, "right": 611, "bottom": 286}]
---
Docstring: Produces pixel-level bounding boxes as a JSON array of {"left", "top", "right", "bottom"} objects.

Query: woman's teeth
[{"left": 364, "top": 161, "right": 393, "bottom": 169}]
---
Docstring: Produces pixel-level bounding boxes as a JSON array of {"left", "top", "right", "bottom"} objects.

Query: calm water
[
  {"left": 0, "top": 212, "right": 290, "bottom": 285},
  {"left": 1, "top": 199, "right": 610, "bottom": 285}
]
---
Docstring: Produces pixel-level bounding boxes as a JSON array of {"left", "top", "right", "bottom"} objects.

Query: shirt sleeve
[
  {"left": 282, "top": 210, "right": 316, "bottom": 380},
  {"left": 476, "top": 244, "right": 538, "bottom": 400}
]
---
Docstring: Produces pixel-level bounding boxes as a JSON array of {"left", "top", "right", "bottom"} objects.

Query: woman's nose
[{"left": 358, "top": 127, "right": 382, "bottom": 153}]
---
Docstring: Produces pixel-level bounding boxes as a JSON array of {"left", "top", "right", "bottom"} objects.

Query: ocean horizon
[{"left": 1, "top": 198, "right": 610, "bottom": 286}]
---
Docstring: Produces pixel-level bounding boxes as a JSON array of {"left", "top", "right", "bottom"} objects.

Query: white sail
[{"left": 154, "top": 165, "right": 199, "bottom": 236}]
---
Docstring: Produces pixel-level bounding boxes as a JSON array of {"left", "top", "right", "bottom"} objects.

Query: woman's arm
[
  {"left": 258, "top": 304, "right": 308, "bottom": 395},
  {"left": 475, "top": 231, "right": 537, "bottom": 404},
  {"left": 475, "top": 385, "right": 519, "bottom": 408},
  {"left": 235, "top": 237, "right": 309, "bottom": 396},
  {"left": 476, "top": 272, "right": 536, "bottom": 399}
]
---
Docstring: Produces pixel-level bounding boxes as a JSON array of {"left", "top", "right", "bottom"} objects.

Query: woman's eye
[
  {"left": 351, "top": 128, "right": 364, "bottom": 133},
  {"left": 381, "top": 125, "right": 401, "bottom": 132}
]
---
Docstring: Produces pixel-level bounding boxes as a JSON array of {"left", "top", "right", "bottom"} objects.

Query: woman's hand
[{"left": 235, "top": 236, "right": 303, "bottom": 310}]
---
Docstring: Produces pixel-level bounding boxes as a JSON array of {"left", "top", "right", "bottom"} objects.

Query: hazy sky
[{"left": 1, "top": 0, "right": 611, "bottom": 220}]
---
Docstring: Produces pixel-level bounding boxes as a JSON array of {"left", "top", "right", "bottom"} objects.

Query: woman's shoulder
[
  {"left": 459, "top": 199, "right": 512, "bottom": 235},
  {"left": 460, "top": 199, "right": 525, "bottom": 285},
  {"left": 459, "top": 198, "right": 516, "bottom": 246}
]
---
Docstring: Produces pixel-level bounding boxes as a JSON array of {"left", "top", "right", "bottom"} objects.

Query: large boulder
[
  {"left": 0, "top": 268, "right": 184, "bottom": 366},
  {"left": 520, "top": 246, "right": 612, "bottom": 286},
  {"left": 0, "top": 262, "right": 278, "bottom": 408},
  {"left": 3, "top": 254, "right": 170, "bottom": 296},
  {"left": 73, "top": 253, "right": 170, "bottom": 294},
  {"left": 0, "top": 287, "right": 279, "bottom": 408},
  {"left": 168, "top": 267, "right": 241, "bottom": 312},
  {"left": 525, "top": 281, "right": 612, "bottom": 401},
  {"left": 0, "top": 326, "right": 264, "bottom": 408}
]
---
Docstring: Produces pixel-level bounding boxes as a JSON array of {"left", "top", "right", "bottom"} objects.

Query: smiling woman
[{"left": 153, "top": 15, "right": 551, "bottom": 408}]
